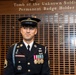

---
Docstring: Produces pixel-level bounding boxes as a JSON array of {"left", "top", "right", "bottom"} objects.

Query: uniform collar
[{"left": 23, "top": 40, "right": 34, "bottom": 51}]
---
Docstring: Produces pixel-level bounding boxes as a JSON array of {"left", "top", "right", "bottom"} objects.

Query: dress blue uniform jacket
[{"left": 4, "top": 41, "right": 50, "bottom": 75}]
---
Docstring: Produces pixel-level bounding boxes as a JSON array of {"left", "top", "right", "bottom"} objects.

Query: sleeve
[
  {"left": 3, "top": 45, "right": 15, "bottom": 75},
  {"left": 41, "top": 47, "right": 50, "bottom": 75}
]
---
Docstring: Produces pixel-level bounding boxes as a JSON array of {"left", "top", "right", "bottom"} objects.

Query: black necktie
[{"left": 27, "top": 45, "right": 30, "bottom": 51}]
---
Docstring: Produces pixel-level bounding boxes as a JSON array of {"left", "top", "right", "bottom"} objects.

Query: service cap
[{"left": 18, "top": 17, "right": 41, "bottom": 27}]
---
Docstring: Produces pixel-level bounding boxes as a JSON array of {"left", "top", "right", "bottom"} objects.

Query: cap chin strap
[{"left": 21, "top": 19, "right": 37, "bottom": 23}]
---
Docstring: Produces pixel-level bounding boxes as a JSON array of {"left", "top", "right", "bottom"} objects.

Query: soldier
[{"left": 3, "top": 17, "right": 50, "bottom": 75}]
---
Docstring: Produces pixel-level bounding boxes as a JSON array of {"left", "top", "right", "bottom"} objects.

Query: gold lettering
[
  {"left": 64, "top": 1, "right": 76, "bottom": 5},
  {"left": 59, "top": 2, "right": 62, "bottom": 5},
  {"left": 26, "top": 3, "right": 31, "bottom": 6},
  {"left": 59, "top": 6, "right": 74, "bottom": 10},
  {"left": 14, "top": 3, "right": 25, "bottom": 7},
  {"left": 19, "top": 7, "right": 41, "bottom": 11},
  {"left": 43, "top": 7, "right": 57, "bottom": 11},
  {"left": 42, "top": 2, "right": 59, "bottom": 6},
  {"left": 33, "top": 3, "right": 40, "bottom": 6}
]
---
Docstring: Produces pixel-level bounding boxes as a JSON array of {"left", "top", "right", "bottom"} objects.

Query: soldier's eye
[{"left": 29, "top": 27, "right": 34, "bottom": 30}]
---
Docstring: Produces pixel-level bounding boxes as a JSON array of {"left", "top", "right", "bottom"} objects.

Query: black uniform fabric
[{"left": 3, "top": 41, "right": 50, "bottom": 75}]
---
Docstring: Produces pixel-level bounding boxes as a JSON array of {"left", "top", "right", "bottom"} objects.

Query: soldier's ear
[
  {"left": 35, "top": 28, "right": 37, "bottom": 35},
  {"left": 19, "top": 27, "right": 22, "bottom": 34}
]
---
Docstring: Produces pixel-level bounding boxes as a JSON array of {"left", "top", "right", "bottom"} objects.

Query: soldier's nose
[{"left": 26, "top": 28, "right": 30, "bottom": 32}]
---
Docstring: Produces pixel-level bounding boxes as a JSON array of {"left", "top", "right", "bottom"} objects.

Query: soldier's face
[{"left": 20, "top": 26, "right": 37, "bottom": 41}]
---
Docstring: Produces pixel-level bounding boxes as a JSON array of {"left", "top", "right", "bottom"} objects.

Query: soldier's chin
[{"left": 24, "top": 38, "right": 32, "bottom": 41}]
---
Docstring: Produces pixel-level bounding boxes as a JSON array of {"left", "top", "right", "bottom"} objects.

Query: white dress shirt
[{"left": 23, "top": 40, "right": 34, "bottom": 51}]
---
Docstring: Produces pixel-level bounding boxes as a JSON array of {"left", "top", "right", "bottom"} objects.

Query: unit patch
[{"left": 4, "top": 59, "right": 8, "bottom": 68}]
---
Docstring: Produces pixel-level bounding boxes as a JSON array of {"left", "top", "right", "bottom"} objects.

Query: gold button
[
  {"left": 28, "top": 69, "right": 31, "bottom": 72},
  {"left": 27, "top": 62, "right": 30, "bottom": 65},
  {"left": 18, "top": 61, "right": 21, "bottom": 63}
]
